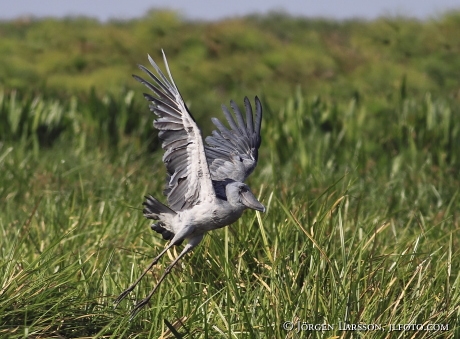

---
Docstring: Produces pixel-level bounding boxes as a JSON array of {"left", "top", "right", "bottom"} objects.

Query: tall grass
[{"left": 0, "top": 86, "right": 459, "bottom": 338}]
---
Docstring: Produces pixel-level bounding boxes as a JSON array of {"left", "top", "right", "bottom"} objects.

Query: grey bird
[{"left": 114, "top": 51, "right": 265, "bottom": 318}]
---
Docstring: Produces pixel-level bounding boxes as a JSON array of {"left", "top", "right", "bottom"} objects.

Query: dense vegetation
[
  {"left": 1, "top": 10, "right": 460, "bottom": 117},
  {"left": 0, "top": 10, "right": 459, "bottom": 338}
]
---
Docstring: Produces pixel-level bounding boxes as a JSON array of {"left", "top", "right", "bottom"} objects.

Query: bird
[{"left": 114, "top": 51, "right": 265, "bottom": 318}]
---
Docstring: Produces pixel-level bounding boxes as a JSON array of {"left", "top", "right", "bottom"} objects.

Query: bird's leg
[
  {"left": 114, "top": 244, "right": 173, "bottom": 308},
  {"left": 115, "top": 226, "right": 195, "bottom": 307},
  {"left": 129, "top": 234, "right": 203, "bottom": 319}
]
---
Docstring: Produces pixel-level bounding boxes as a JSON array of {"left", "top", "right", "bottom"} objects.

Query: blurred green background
[
  {"left": 2, "top": 10, "right": 460, "bottom": 149},
  {"left": 2, "top": 10, "right": 460, "bottom": 114}
]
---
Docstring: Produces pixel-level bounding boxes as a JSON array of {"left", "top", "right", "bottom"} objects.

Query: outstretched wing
[
  {"left": 205, "top": 97, "right": 262, "bottom": 182},
  {"left": 135, "top": 51, "right": 215, "bottom": 211}
]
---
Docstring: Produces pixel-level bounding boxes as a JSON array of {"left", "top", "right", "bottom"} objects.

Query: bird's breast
[
  {"left": 179, "top": 201, "right": 245, "bottom": 234},
  {"left": 210, "top": 202, "right": 245, "bottom": 228}
]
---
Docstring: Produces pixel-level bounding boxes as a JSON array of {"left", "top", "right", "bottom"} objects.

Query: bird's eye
[{"left": 239, "top": 187, "right": 248, "bottom": 194}]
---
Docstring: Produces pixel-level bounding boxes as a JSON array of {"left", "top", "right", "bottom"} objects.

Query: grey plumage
[
  {"left": 205, "top": 97, "right": 262, "bottom": 183},
  {"left": 114, "top": 51, "right": 265, "bottom": 318}
]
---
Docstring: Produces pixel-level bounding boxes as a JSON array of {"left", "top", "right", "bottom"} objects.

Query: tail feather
[
  {"left": 143, "top": 195, "right": 183, "bottom": 245},
  {"left": 150, "top": 222, "right": 175, "bottom": 241},
  {"left": 143, "top": 195, "right": 176, "bottom": 216}
]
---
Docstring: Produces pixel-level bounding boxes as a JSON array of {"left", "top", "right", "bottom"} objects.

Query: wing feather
[
  {"left": 244, "top": 97, "right": 255, "bottom": 135},
  {"left": 136, "top": 51, "right": 215, "bottom": 211},
  {"left": 230, "top": 100, "right": 249, "bottom": 137},
  {"left": 220, "top": 105, "right": 240, "bottom": 132},
  {"left": 205, "top": 96, "right": 263, "bottom": 182}
]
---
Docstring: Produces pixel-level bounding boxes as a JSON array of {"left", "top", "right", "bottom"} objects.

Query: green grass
[
  {"left": 0, "top": 82, "right": 459, "bottom": 338},
  {"left": 2, "top": 10, "right": 460, "bottom": 116}
]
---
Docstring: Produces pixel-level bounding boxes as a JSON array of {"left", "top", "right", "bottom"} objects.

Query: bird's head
[{"left": 225, "top": 182, "right": 265, "bottom": 213}]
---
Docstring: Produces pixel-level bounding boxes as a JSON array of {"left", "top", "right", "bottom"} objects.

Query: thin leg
[
  {"left": 114, "top": 244, "right": 173, "bottom": 308},
  {"left": 129, "top": 234, "right": 203, "bottom": 319},
  {"left": 114, "top": 225, "right": 195, "bottom": 307}
]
